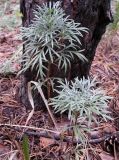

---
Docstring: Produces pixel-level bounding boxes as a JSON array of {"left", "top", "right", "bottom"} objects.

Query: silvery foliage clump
[
  {"left": 20, "top": 2, "right": 87, "bottom": 79},
  {"left": 50, "top": 77, "right": 112, "bottom": 126}
]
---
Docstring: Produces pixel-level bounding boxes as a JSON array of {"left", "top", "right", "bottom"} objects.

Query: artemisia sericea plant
[
  {"left": 19, "top": 2, "right": 88, "bottom": 80},
  {"left": 50, "top": 77, "right": 112, "bottom": 143}
]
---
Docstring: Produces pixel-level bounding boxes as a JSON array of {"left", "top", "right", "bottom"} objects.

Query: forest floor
[{"left": 0, "top": 1, "right": 119, "bottom": 160}]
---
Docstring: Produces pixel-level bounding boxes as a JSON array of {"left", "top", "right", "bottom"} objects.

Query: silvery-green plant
[
  {"left": 110, "top": 1, "right": 119, "bottom": 31},
  {"left": 50, "top": 77, "right": 112, "bottom": 140},
  {"left": 20, "top": 2, "right": 88, "bottom": 79}
]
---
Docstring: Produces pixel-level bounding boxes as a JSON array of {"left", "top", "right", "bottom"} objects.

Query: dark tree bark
[{"left": 18, "top": 0, "right": 113, "bottom": 109}]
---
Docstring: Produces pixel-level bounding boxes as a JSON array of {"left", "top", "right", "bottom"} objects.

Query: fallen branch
[
  {"left": 24, "top": 130, "right": 107, "bottom": 144},
  {"left": 1, "top": 123, "right": 119, "bottom": 145}
]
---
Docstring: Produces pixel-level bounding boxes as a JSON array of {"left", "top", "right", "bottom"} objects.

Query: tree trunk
[{"left": 18, "top": 0, "right": 113, "bottom": 110}]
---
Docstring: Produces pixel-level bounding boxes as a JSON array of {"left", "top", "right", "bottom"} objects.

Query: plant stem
[{"left": 47, "top": 62, "right": 51, "bottom": 99}]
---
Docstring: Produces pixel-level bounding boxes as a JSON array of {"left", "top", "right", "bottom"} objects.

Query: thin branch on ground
[{"left": 0, "top": 123, "right": 119, "bottom": 145}]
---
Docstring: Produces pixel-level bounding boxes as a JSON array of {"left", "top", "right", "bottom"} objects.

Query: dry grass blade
[
  {"left": 24, "top": 82, "right": 35, "bottom": 127},
  {"left": 28, "top": 81, "right": 58, "bottom": 130}
]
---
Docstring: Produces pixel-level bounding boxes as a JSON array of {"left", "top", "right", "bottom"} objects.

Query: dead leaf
[
  {"left": 40, "top": 137, "right": 55, "bottom": 148},
  {"left": 99, "top": 152, "right": 114, "bottom": 160}
]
